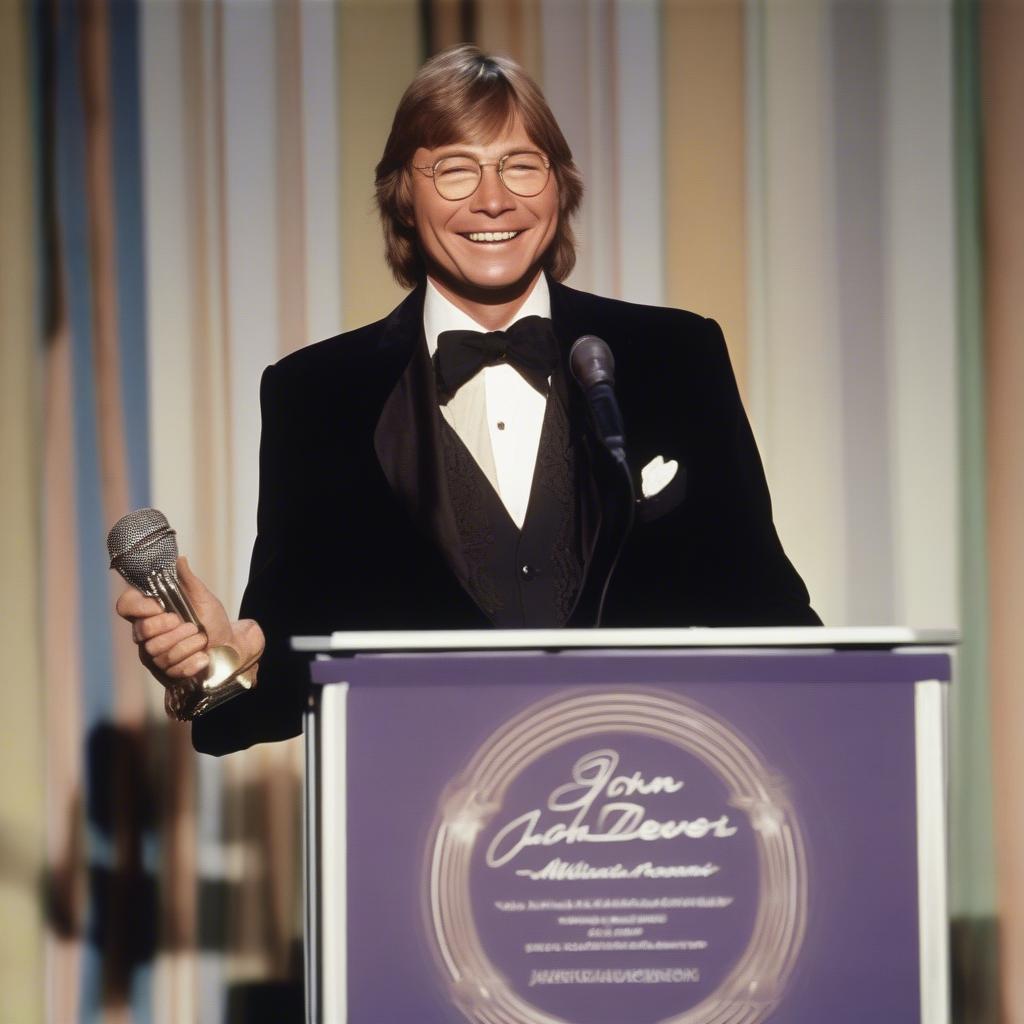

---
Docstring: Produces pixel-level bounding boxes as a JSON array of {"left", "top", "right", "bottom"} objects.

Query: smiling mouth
[{"left": 462, "top": 230, "right": 522, "bottom": 243}]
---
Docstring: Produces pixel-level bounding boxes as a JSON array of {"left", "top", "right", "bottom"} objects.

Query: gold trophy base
[{"left": 164, "top": 643, "right": 259, "bottom": 721}]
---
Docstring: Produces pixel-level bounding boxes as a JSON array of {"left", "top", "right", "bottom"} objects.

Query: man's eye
[
  {"left": 505, "top": 154, "right": 545, "bottom": 171},
  {"left": 437, "top": 161, "right": 478, "bottom": 177}
]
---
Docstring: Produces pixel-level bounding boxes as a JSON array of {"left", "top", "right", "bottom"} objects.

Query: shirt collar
[{"left": 423, "top": 273, "right": 552, "bottom": 358}]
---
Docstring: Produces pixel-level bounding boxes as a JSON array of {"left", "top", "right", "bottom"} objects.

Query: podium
[{"left": 294, "top": 627, "right": 955, "bottom": 1024}]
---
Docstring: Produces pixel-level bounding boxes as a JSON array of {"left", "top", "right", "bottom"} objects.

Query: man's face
[{"left": 409, "top": 118, "right": 559, "bottom": 300}]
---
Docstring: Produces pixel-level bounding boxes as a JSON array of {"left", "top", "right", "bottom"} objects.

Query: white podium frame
[{"left": 297, "top": 627, "right": 956, "bottom": 1024}]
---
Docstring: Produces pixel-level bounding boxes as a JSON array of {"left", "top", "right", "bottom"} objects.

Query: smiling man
[
  {"left": 116, "top": 45, "right": 819, "bottom": 754},
  {"left": 408, "top": 131, "right": 558, "bottom": 320}
]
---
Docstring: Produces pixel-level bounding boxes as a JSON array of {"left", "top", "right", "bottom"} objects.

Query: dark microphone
[
  {"left": 567, "top": 336, "right": 634, "bottom": 628},
  {"left": 569, "top": 335, "right": 626, "bottom": 456},
  {"left": 107, "top": 507, "right": 257, "bottom": 720}
]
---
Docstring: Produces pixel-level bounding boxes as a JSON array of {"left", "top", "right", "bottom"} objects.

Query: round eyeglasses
[{"left": 412, "top": 150, "right": 551, "bottom": 201}]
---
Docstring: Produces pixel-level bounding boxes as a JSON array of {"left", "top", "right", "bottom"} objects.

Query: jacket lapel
[{"left": 371, "top": 286, "right": 479, "bottom": 611}]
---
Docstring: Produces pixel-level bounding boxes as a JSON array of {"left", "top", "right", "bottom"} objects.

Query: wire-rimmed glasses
[{"left": 412, "top": 150, "right": 551, "bottom": 201}]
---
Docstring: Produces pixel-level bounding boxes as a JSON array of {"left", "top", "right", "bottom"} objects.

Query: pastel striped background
[{"left": 1, "top": 1, "right": 1020, "bottom": 1020}]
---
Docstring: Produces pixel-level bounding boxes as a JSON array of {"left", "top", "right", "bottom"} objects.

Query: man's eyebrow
[
  {"left": 422, "top": 143, "right": 537, "bottom": 160},
  {"left": 425, "top": 143, "right": 491, "bottom": 156}
]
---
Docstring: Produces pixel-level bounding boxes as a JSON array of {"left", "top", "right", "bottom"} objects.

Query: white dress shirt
[{"left": 424, "top": 275, "right": 551, "bottom": 529}]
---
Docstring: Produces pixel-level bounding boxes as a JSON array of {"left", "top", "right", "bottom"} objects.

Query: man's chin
[{"left": 431, "top": 264, "right": 545, "bottom": 307}]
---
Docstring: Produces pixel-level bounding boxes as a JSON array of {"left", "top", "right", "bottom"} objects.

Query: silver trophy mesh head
[{"left": 107, "top": 507, "right": 180, "bottom": 596}]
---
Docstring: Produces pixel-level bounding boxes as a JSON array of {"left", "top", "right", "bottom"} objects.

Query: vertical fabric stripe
[
  {"left": 475, "top": 1, "right": 519, "bottom": 60},
  {"left": 540, "top": 0, "right": 620, "bottom": 295},
  {"left": 518, "top": 0, "right": 544, "bottom": 81},
  {"left": 80, "top": 0, "right": 131, "bottom": 521},
  {"left": 337, "top": 0, "right": 420, "bottom": 329},
  {"left": 38, "top": 5, "right": 86, "bottom": 1016},
  {"left": 167, "top": 2, "right": 203, "bottom": 972},
  {"left": 222, "top": 1, "right": 280, "bottom": 606},
  {"left": 612, "top": 0, "right": 664, "bottom": 306},
  {"left": 43, "top": 325, "right": 86, "bottom": 1024},
  {"left": 140, "top": 6, "right": 206, "bottom": 1020},
  {"left": 746, "top": 2, "right": 846, "bottom": 624},
  {"left": 424, "top": 0, "right": 473, "bottom": 55},
  {"left": 141, "top": 4, "right": 312, "bottom": 1017},
  {"left": 830, "top": 2, "right": 895, "bottom": 625},
  {"left": 300, "top": 0, "right": 343, "bottom": 343},
  {"left": 578, "top": 0, "right": 619, "bottom": 296},
  {"left": 210, "top": 0, "right": 272, "bottom": 997},
  {"left": 179, "top": 1, "right": 230, "bottom": 586},
  {"left": 109, "top": 0, "right": 151, "bottom": 510},
  {"left": 268, "top": 3, "right": 320, "bottom": 992},
  {"left": 0, "top": 3, "right": 45, "bottom": 1021},
  {"left": 80, "top": 0, "right": 145, "bottom": 729},
  {"left": 476, "top": 0, "right": 543, "bottom": 79},
  {"left": 275, "top": 0, "right": 308, "bottom": 357},
  {"left": 538, "top": 0, "right": 593, "bottom": 289},
  {"left": 254, "top": 739, "right": 305, "bottom": 977},
  {"left": 980, "top": 3, "right": 1024, "bottom": 1017},
  {"left": 51, "top": 0, "right": 126, "bottom": 1013},
  {"left": 949, "top": 7, "right": 1000, "bottom": 1019},
  {"left": 951, "top": 0, "right": 996, "bottom": 918},
  {"left": 140, "top": 0, "right": 199, "bottom": 540},
  {"left": 743, "top": 0, "right": 767, "bottom": 420},
  {"left": 882, "top": 3, "right": 958, "bottom": 629},
  {"left": 82, "top": 2, "right": 154, "bottom": 1018},
  {"left": 663, "top": 1, "right": 748, "bottom": 392}
]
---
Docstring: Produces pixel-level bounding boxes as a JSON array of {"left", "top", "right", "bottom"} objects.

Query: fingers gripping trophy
[{"left": 109, "top": 508, "right": 263, "bottom": 721}]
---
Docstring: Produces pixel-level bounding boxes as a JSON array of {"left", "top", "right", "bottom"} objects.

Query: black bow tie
[{"left": 433, "top": 315, "right": 560, "bottom": 404}]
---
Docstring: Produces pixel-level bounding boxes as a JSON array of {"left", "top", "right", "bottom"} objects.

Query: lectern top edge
[{"left": 291, "top": 625, "right": 959, "bottom": 653}]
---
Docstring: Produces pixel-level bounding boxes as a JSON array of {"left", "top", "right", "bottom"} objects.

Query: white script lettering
[{"left": 486, "top": 749, "right": 737, "bottom": 868}]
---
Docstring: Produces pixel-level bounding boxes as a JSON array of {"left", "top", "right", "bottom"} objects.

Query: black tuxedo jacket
[{"left": 192, "top": 280, "right": 819, "bottom": 755}]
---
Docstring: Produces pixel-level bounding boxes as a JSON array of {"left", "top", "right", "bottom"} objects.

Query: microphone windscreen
[
  {"left": 569, "top": 335, "right": 615, "bottom": 390},
  {"left": 107, "top": 507, "right": 180, "bottom": 596}
]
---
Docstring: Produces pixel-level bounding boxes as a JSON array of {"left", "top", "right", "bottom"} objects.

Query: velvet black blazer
[{"left": 192, "top": 280, "right": 819, "bottom": 756}]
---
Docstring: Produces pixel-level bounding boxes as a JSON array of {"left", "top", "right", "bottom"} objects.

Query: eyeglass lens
[{"left": 432, "top": 152, "right": 549, "bottom": 200}]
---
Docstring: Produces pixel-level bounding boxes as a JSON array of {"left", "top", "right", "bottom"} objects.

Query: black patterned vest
[{"left": 439, "top": 376, "right": 584, "bottom": 627}]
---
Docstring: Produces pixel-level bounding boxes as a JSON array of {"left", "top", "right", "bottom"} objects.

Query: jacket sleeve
[
  {"left": 191, "top": 363, "right": 308, "bottom": 755},
  {"left": 689, "top": 317, "right": 821, "bottom": 626}
]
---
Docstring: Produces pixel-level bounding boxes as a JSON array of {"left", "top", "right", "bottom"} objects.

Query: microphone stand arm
[
  {"left": 591, "top": 441, "right": 636, "bottom": 626},
  {"left": 569, "top": 435, "right": 636, "bottom": 629}
]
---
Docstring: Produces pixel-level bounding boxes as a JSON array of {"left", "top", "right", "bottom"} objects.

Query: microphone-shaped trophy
[{"left": 107, "top": 508, "right": 257, "bottom": 721}]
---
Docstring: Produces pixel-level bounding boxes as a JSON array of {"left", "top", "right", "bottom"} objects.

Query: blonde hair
[{"left": 375, "top": 45, "right": 584, "bottom": 288}]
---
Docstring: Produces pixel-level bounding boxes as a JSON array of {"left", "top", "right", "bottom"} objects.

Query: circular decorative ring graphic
[{"left": 426, "top": 689, "right": 807, "bottom": 1024}]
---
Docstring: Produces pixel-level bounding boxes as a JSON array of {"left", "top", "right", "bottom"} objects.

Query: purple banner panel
[{"left": 321, "top": 650, "right": 949, "bottom": 1024}]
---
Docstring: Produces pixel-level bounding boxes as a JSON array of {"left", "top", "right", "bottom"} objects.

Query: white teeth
[{"left": 466, "top": 230, "right": 520, "bottom": 242}]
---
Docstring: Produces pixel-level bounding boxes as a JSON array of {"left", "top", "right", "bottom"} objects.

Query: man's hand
[{"left": 114, "top": 556, "right": 264, "bottom": 688}]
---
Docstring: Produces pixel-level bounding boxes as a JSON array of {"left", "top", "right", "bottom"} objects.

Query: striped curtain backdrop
[{"left": 1, "top": 1, "right": 1020, "bottom": 1021}]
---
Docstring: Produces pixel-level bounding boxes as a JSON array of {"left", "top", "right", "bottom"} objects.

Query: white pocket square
[{"left": 640, "top": 455, "right": 679, "bottom": 499}]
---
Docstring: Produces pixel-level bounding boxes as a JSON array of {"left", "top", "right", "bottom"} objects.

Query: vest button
[{"left": 520, "top": 563, "right": 538, "bottom": 581}]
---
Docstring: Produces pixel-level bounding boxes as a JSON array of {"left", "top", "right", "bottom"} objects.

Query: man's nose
[{"left": 469, "top": 166, "right": 516, "bottom": 216}]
